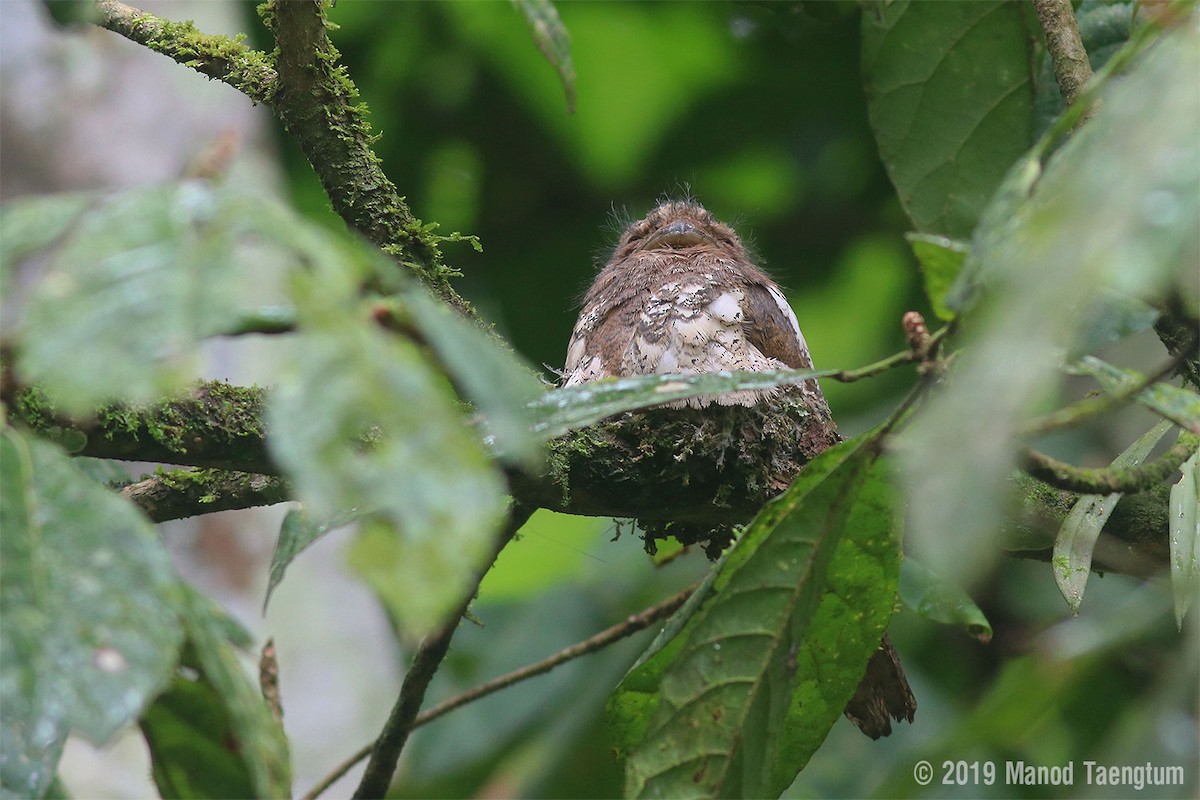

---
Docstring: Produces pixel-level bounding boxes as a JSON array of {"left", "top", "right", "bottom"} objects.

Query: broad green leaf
[
  {"left": 1169, "top": 449, "right": 1199, "bottom": 629},
  {"left": 898, "top": 559, "right": 992, "bottom": 643},
  {"left": 862, "top": 0, "right": 1034, "bottom": 238},
  {"left": 903, "top": 19, "right": 1199, "bottom": 586},
  {"left": 905, "top": 233, "right": 969, "bottom": 321},
  {"left": 14, "top": 183, "right": 249, "bottom": 415},
  {"left": 0, "top": 428, "right": 183, "bottom": 799},
  {"left": 229, "top": 192, "right": 544, "bottom": 469},
  {"left": 142, "top": 587, "right": 290, "bottom": 799},
  {"left": 1053, "top": 420, "right": 1172, "bottom": 613},
  {"left": 1072, "top": 355, "right": 1200, "bottom": 434},
  {"left": 513, "top": 0, "right": 576, "bottom": 113},
  {"left": 267, "top": 275, "right": 508, "bottom": 637},
  {"left": 263, "top": 508, "right": 357, "bottom": 613},
  {"left": 529, "top": 366, "right": 837, "bottom": 439},
  {"left": 610, "top": 431, "right": 901, "bottom": 799},
  {"left": 403, "top": 289, "right": 544, "bottom": 468},
  {"left": 0, "top": 192, "right": 92, "bottom": 305}
]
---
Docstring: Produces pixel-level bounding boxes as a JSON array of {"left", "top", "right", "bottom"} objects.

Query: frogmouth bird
[{"left": 562, "top": 198, "right": 916, "bottom": 738}]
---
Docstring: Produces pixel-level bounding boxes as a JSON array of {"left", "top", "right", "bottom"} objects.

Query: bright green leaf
[
  {"left": 267, "top": 276, "right": 508, "bottom": 637},
  {"left": 862, "top": 0, "right": 1035, "bottom": 237},
  {"left": 1053, "top": 420, "right": 1172, "bottom": 614},
  {"left": 0, "top": 428, "right": 183, "bottom": 799},
  {"left": 1072, "top": 355, "right": 1200, "bottom": 434},
  {"left": 898, "top": 558, "right": 992, "bottom": 643},
  {"left": 1169, "top": 449, "right": 1199, "bottom": 630},
  {"left": 512, "top": 0, "right": 576, "bottom": 113},
  {"left": 143, "top": 587, "right": 290, "bottom": 799},
  {"left": 609, "top": 431, "right": 901, "bottom": 799},
  {"left": 905, "top": 233, "right": 969, "bottom": 321}
]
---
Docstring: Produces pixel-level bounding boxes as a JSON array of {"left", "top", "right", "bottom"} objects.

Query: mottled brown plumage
[
  {"left": 562, "top": 200, "right": 824, "bottom": 409},
  {"left": 562, "top": 199, "right": 916, "bottom": 739}
]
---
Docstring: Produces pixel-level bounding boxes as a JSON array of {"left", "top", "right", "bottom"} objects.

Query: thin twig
[
  {"left": 304, "top": 583, "right": 697, "bottom": 800},
  {"left": 350, "top": 504, "right": 535, "bottom": 799},
  {"left": 829, "top": 323, "right": 951, "bottom": 384},
  {"left": 1020, "top": 431, "right": 1198, "bottom": 494},
  {"left": 1022, "top": 343, "right": 1198, "bottom": 436}
]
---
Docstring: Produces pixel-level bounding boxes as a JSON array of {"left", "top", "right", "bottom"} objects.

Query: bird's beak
[{"left": 644, "top": 218, "right": 709, "bottom": 250}]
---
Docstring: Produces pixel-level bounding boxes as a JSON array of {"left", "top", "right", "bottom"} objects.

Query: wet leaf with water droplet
[{"left": 0, "top": 428, "right": 183, "bottom": 798}]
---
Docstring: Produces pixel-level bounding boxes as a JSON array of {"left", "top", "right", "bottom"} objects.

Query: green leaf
[
  {"left": 609, "top": 431, "right": 901, "bottom": 799},
  {"left": 402, "top": 290, "right": 544, "bottom": 468},
  {"left": 263, "top": 508, "right": 357, "bottom": 613},
  {"left": 512, "top": 0, "right": 576, "bottom": 113},
  {"left": 0, "top": 192, "right": 92, "bottom": 303},
  {"left": 898, "top": 558, "right": 992, "bottom": 643},
  {"left": 1053, "top": 420, "right": 1173, "bottom": 613},
  {"left": 13, "top": 183, "right": 250, "bottom": 415},
  {"left": 529, "top": 366, "right": 837, "bottom": 439},
  {"left": 903, "top": 19, "right": 1199, "bottom": 586},
  {"left": 905, "top": 233, "right": 969, "bottom": 321},
  {"left": 1068, "top": 290, "right": 1160, "bottom": 358},
  {"left": 944, "top": 150, "right": 1043, "bottom": 314},
  {"left": 862, "top": 0, "right": 1035, "bottom": 237},
  {"left": 141, "top": 587, "right": 290, "bottom": 799},
  {"left": 1169, "top": 448, "right": 1199, "bottom": 630},
  {"left": 140, "top": 670, "right": 255, "bottom": 799},
  {"left": 267, "top": 275, "right": 508, "bottom": 637},
  {"left": 0, "top": 428, "right": 183, "bottom": 799},
  {"left": 1072, "top": 355, "right": 1200, "bottom": 434}
]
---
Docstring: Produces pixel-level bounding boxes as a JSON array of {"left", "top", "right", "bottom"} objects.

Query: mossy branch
[
  {"left": 9, "top": 381, "right": 274, "bottom": 474},
  {"left": 1007, "top": 476, "right": 1173, "bottom": 577},
  {"left": 122, "top": 468, "right": 291, "bottom": 523},
  {"left": 92, "top": 0, "right": 474, "bottom": 315},
  {"left": 1019, "top": 432, "right": 1198, "bottom": 494},
  {"left": 94, "top": 0, "right": 277, "bottom": 101}
]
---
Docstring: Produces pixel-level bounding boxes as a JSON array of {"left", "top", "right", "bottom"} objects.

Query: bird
[
  {"left": 562, "top": 198, "right": 916, "bottom": 738},
  {"left": 562, "top": 198, "right": 827, "bottom": 411}
]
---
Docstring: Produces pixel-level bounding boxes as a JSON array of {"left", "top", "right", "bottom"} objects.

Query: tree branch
[
  {"left": 122, "top": 468, "right": 291, "bottom": 523},
  {"left": 94, "top": 0, "right": 276, "bottom": 101},
  {"left": 7, "top": 381, "right": 274, "bottom": 474},
  {"left": 1008, "top": 476, "right": 1173, "bottom": 577},
  {"left": 351, "top": 504, "right": 535, "bottom": 800},
  {"left": 264, "top": 0, "right": 471, "bottom": 314},
  {"left": 1021, "top": 342, "right": 1198, "bottom": 435},
  {"left": 304, "top": 583, "right": 696, "bottom": 800},
  {"left": 1034, "top": 0, "right": 1095, "bottom": 115},
  {"left": 1019, "top": 431, "right": 1199, "bottom": 494}
]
